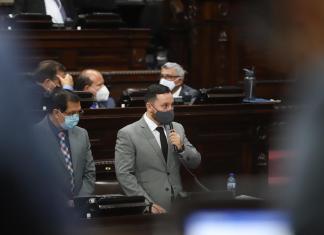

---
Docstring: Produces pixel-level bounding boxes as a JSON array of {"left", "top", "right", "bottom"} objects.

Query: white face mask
[
  {"left": 96, "top": 85, "right": 110, "bottom": 102},
  {"left": 159, "top": 78, "right": 176, "bottom": 91}
]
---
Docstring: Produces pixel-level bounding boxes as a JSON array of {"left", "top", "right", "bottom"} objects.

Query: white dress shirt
[
  {"left": 173, "top": 86, "right": 182, "bottom": 97},
  {"left": 143, "top": 113, "right": 168, "bottom": 148},
  {"left": 44, "top": 0, "right": 65, "bottom": 24}
]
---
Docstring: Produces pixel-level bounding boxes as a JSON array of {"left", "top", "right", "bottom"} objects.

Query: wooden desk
[
  {"left": 79, "top": 103, "right": 274, "bottom": 195},
  {"left": 0, "top": 28, "right": 151, "bottom": 71},
  {"left": 73, "top": 214, "right": 177, "bottom": 235}
]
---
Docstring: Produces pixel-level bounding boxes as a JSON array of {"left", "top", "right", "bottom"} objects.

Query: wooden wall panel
[{"left": 0, "top": 29, "right": 151, "bottom": 71}]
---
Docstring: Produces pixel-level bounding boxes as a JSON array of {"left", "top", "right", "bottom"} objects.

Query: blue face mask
[{"left": 61, "top": 114, "right": 79, "bottom": 130}]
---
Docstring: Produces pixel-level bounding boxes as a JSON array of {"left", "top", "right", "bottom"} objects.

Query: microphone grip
[{"left": 168, "top": 122, "right": 178, "bottom": 152}]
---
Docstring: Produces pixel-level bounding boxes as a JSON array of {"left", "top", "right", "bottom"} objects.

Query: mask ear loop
[
  {"left": 148, "top": 102, "right": 159, "bottom": 113},
  {"left": 55, "top": 109, "right": 66, "bottom": 122}
]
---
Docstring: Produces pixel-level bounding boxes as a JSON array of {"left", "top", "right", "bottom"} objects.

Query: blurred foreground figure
[
  {"left": 272, "top": 1, "right": 324, "bottom": 234},
  {"left": 286, "top": 61, "right": 324, "bottom": 235},
  {"left": 0, "top": 30, "right": 69, "bottom": 234}
]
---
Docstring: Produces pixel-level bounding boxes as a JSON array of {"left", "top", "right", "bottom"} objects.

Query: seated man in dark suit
[
  {"left": 14, "top": 0, "right": 76, "bottom": 24},
  {"left": 29, "top": 60, "right": 73, "bottom": 111},
  {"left": 74, "top": 69, "right": 116, "bottom": 109},
  {"left": 159, "top": 62, "right": 200, "bottom": 104},
  {"left": 33, "top": 89, "right": 96, "bottom": 206}
]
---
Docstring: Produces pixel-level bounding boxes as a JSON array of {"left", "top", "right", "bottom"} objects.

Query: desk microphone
[{"left": 168, "top": 122, "right": 178, "bottom": 152}]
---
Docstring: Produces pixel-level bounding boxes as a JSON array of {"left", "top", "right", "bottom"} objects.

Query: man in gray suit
[
  {"left": 159, "top": 62, "right": 200, "bottom": 104},
  {"left": 115, "top": 84, "right": 201, "bottom": 213},
  {"left": 34, "top": 89, "right": 95, "bottom": 206}
]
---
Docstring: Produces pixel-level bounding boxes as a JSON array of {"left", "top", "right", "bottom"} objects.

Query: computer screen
[{"left": 184, "top": 209, "right": 293, "bottom": 235}]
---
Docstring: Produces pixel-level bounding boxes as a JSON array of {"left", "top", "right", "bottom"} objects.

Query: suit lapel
[
  {"left": 139, "top": 117, "right": 167, "bottom": 167},
  {"left": 68, "top": 128, "right": 78, "bottom": 172},
  {"left": 40, "top": 117, "right": 68, "bottom": 169},
  {"left": 61, "top": 0, "right": 74, "bottom": 18}
]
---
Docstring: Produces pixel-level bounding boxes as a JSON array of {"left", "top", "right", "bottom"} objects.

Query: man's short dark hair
[
  {"left": 74, "top": 73, "right": 93, "bottom": 91},
  {"left": 48, "top": 89, "right": 80, "bottom": 113},
  {"left": 144, "top": 84, "right": 170, "bottom": 103},
  {"left": 33, "top": 60, "right": 66, "bottom": 83}
]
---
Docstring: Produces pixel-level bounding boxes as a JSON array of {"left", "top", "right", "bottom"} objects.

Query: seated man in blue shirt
[{"left": 74, "top": 69, "right": 116, "bottom": 109}]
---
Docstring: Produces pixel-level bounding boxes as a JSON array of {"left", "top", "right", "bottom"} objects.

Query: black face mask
[{"left": 151, "top": 104, "right": 174, "bottom": 125}]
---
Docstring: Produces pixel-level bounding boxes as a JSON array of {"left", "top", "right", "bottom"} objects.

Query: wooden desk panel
[
  {"left": 74, "top": 214, "right": 174, "bottom": 235},
  {"left": 79, "top": 104, "right": 274, "bottom": 194},
  {"left": 0, "top": 29, "right": 151, "bottom": 71}
]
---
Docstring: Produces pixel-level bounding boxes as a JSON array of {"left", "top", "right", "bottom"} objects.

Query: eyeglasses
[
  {"left": 160, "top": 74, "right": 180, "bottom": 80},
  {"left": 63, "top": 109, "right": 84, "bottom": 116}
]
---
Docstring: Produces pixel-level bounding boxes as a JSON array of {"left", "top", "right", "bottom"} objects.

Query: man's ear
[
  {"left": 52, "top": 108, "right": 60, "bottom": 115},
  {"left": 175, "top": 78, "right": 184, "bottom": 86},
  {"left": 146, "top": 102, "right": 150, "bottom": 110},
  {"left": 43, "top": 78, "right": 50, "bottom": 85},
  {"left": 146, "top": 102, "right": 153, "bottom": 113},
  {"left": 84, "top": 85, "right": 90, "bottom": 91},
  {"left": 41, "top": 78, "right": 51, "bottom": 90}
]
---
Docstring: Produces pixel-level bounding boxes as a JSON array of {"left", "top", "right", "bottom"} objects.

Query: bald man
[{"left": 75, "top": 69, "right": 116, "bottom": 109}]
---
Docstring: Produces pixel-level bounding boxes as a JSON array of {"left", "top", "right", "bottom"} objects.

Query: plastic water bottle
[
  {"left": 227, "top": 173, "right": 236, "bottom": 196},
  {"left": 243, "top": 68, "right": 256, "bottom": 100}
]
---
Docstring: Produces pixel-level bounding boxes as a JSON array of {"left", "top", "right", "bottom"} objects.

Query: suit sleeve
[
  {"left": 79, "top": 130, "right": 96, "bottom": 196},
  {"left": 115, "top": 129, "right": 154, "bottom": 203},
  {"left": 177, "top": 124, "right": 201, "bottom": 169}
]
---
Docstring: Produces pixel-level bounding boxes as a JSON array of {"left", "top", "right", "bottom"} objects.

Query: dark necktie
[
  {"left": 58, "top": 131, "right": 74, "bottom": 193},
  {"left": 54, "top": 0, "right": 67, "bottom": 22},
  {"left": 156, "top": 126, "right": 168, "bottom": 162}
]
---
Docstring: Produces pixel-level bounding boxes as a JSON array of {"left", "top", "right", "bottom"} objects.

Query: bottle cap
[{"left": 243, "top": 68, "right": 255, "bottom": 77}]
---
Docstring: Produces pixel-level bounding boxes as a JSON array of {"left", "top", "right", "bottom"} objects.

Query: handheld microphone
[{"left": 168, "top": 122, "right": 178, "bottom": 152}]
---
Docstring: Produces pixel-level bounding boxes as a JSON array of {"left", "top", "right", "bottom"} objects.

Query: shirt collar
[
  {"left": 144, "top": 112, "right": 161, "bottom": 132},
  {"left": 173, "top": 86, "right": 182, "bottom": 97},
  {"left": 47, "top": 115, "right": 66, "bottom": 137}
]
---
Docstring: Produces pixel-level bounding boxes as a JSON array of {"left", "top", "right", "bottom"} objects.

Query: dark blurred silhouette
[
  {"left": 267, "top": 1, "right": 324, "bottom": 234},
  {"left": 285, "top": 60, "right": 324, "bottom": 235},
  {"left": 0, "top": 25, "right": 70, "bottom": 235}
]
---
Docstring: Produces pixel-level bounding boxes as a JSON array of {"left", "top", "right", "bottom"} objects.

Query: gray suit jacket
[
  {"left": 115, "top": 116, "right": 201, "bottom": 210},
  {"left": 34, "top": 117, "right": 96, "bottom": 199}
]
